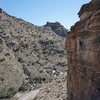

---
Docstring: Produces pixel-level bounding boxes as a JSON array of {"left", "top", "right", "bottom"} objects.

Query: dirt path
[{"left": 15, "top": 89, "right": 40, "bottom": 100}]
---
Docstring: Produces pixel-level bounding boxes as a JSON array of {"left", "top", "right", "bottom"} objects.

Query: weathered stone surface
[{"left": 65, "top": 0, "right": 100, "bottom": 100}]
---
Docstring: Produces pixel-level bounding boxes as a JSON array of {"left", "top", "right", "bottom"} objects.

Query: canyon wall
[{"left": 65, "top": 0, "right": 100, "bottom": 100}]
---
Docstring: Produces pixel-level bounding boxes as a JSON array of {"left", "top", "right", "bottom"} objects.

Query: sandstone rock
[{"left": 65, "top": 0, "right": 100, "bottom": 100}]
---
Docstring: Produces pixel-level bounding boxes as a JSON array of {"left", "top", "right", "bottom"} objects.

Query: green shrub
[
  {"left": 0, "top": 92, "right": 6, "bottom": 99},
  {"left": 0, "top": 87, "right": 17, "bottom": 99},
  {"left": 19, "top": 83, "right": 31, "bottom": 92},
  {"left": 6, "top": 87, "right": 18, "bottom": 98}
]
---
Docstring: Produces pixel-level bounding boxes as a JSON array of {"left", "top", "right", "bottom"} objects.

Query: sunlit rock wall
[{"left": 65, "top": 0, "right": 100, "bottom": 100}]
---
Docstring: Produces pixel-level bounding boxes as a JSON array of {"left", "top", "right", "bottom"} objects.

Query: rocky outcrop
[
  {"left": 65, "top": 0, "right": 100, "bottom": 100},
  {"left": 45, "top": 22, "right": 68, "bottom": 37},
  {"left": 0, "top": 8, "right": 3, "bottom": 14}
]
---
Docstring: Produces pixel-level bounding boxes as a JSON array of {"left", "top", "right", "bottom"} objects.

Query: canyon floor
[{"left": 13, "top": 72, "right": 67, "bottom": 100}]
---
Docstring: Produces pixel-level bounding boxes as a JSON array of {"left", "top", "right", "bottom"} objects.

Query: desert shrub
[
  {"left": 17, "top": 57, "right": 23, "bottom": 63},
  {"left": 13, "top": 48, "right": 19, "bottom": 52},
  {"left": 22, "top": 65, "right": 31, "bottom": 76},
  {"left": 0, "top": 58, "right": 5, "bottom": 62},
  {"left": 5, "top": 52, "right": 10, "bottom": 56},
  {"left": 6, "top": 87, "right": 18, "bottom": 98},
  {"left": 6, "top": 42, "right": 15, "bottom": 49},
  {"left": 0, "top": 77, "right": 4, "bottom": 81},
  {"left": 0, "top": 92, "right": 6, "bottom": 99},
  {"left": 19, "top": 83, "right": 31, "bottom": 92},
  {"left": 0, "top": 87, "right": 17, "bottom": 99},
  {"left": 29, "top": 77, "right": 46, "bottom": 84},
  {"left": 0, "top": 46, "right": 3, "bottom": 53}
]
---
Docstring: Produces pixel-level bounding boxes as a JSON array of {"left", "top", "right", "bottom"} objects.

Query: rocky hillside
[
  {"left": 35, "top": 72, "right": 67, "bottom": 100},
  {"left": 44, "top": 22, "right": 68, "bottom": 37},
  {"left": 0, "top": 9, "right": 67, "bottom": 99},
  {"left": 65, "top": 0, "right": 100, "bottom": 100}
]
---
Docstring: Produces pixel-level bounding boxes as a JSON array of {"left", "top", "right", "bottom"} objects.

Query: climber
[{"left": 79, "top": 40, "right": 85, "bottom": 50}]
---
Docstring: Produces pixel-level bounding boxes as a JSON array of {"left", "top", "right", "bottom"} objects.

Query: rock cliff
[{"left": 65, "top": 0, "right": 100, "bottom": 100}]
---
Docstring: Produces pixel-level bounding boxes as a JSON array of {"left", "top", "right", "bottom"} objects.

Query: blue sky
[{"left": 0, "top": 0, "right": 91, "bottom": 29}]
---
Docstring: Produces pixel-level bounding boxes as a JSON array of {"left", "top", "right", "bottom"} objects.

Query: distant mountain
[
  {"left": 44, "top": 22, "right": 69, "bottom": 37},
  {"left": 0, "top": 9, "right": 67, "bottom": 99}
]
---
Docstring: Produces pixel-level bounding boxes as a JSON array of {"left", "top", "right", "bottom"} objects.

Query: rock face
[
  {"left": 45, "top": 22, "right": 68, "bottom": 37},
  {"left": 65, "top": 0, "right": 100, "bottom": 100}
]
